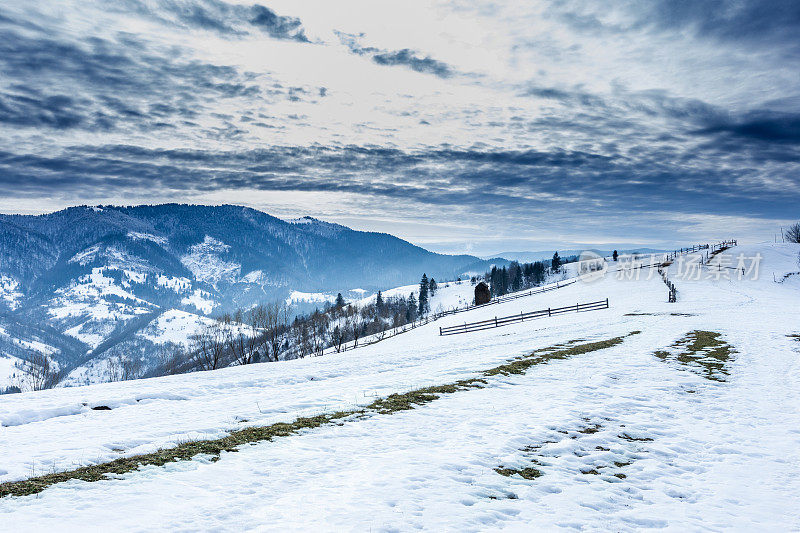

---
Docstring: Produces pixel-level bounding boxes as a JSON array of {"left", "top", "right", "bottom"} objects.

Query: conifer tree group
[{"left": 418, "top": 274, "right": 429, "bottom": 316}]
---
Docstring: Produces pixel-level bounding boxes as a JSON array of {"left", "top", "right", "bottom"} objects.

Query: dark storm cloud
[
  {"left": 371, "top": 49, "right": 452, "bottom": 78},
  {"left": 642, "top": 0, "right": 800, "bottom": 45},
  {"left": 0, "top": 143, "right": 795, "bottom": 221},
  {"left": 0, "top": 90, "right": 86, "bottom": 129},
  {"left": 556, "top": 0, "right": 800, "bottom": 55},
  {"left": 0, "top": 25, "right": 272, "bottom": 133},
  {"left": 249, "top": 5, "right": 309, "bottom": 42},
  {"left": 110, "top": 0, "right": 310, "bottom": 41},
  {"left": 336, "top": 31, "right": 454, "bottom": 78},
  {"left": 694, "top": 111, "right": 800, "bottom": 144}
]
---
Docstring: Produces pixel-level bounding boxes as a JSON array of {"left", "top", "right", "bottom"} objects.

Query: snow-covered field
[{"left": 1, "top": 243, "right": 799, "bottom": 531}]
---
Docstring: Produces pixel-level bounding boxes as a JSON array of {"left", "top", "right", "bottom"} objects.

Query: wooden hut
[{"left": 474, "top": 281, "right": 491, "bottom": 305}]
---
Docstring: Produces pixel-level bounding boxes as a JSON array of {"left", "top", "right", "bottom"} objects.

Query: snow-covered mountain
[{"left": 0, "top": 204, "right": 502, "bottom": 383}]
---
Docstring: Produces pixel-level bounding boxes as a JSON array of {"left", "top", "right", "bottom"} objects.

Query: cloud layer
[{"left": 0, "top": 0, "right": 797, "bottom": 252}]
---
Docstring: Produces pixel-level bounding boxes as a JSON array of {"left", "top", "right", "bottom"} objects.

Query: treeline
[
  {"left": 150, "top": 274, "right": 442, "bottom": 376},
  {"left": 484, "top": 252, "right": 577, "bottom": 297}
]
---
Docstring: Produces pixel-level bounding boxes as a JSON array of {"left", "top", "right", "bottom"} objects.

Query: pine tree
[
  {"left": 407, "top": 293, "right": 418, "bottom": 322},
  {"left": 335, "top": 293, "right": 345, "bottom": 308},
  {"left": 512, "top": 263, "right": 522, "bottom": 291},
  {"left": 418, "top": 274, "right": 429, "bottom": 315},
  {"left": 551, "top": 252, "right": 562, "bottom": 272},
  {"left": 376, "top": 290, "right": 383, "bottom": 312},
  {"left": 428, "top": 278, "right": 437, "bottom": 296},
  {"left": 612, "top": 250, "right": 618, "bottom": 261}
]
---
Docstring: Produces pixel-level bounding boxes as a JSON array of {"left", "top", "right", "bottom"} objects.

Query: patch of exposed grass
[
  {"left": 1, "top": 333, "right": 638, "bottom": 499},
  {"left": 494, "top": 466, "right": 543, "bottom": 480},
  {"left": 619, "top": 433, "right": 653, "bottom": 442},
  {"left": 497, "top": 410, "right": 651, "bottom": 484},
  {"left": 484, "top": 332, "right": 639, "bottom": 377},
  {"left": 0, "top": 410, "right": 361, "bottom": 498},
  {"left": 367, "top": 378, "right": 487, "bottom": 414},
  {"left": 654, "top": 330, "right": 735, "bottom": 382}
]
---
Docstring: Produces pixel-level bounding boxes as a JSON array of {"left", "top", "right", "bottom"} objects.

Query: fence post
[
  {"left": 439, "top": 326, "right": 442, "bottom": 336},
  {"left": 605, "top": 298, "right": 609, "bottom": 308},
  {"left": 548, "top": 308, "right": 551, "bottom": 317},
  {"left": 495, "top": 316, "right": 498, "bottom": 327},
  {"left": 576, "top": 303, "right": 579, "bottom": 312}
]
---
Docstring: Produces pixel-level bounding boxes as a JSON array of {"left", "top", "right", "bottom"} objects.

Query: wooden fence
[
  {"left": 659, "top": 239, "right": 737, "bottom": 302},
  {"left": 663, "top": 240, "right": 737, "bottom": 262},
  {"left": 435, "top": 278, "right": 578, "bottom": 318},
  {"left": 317, "top": 279, "right": 578, "bottom": 355},
  {"left": 439, "top": 298, "right": 609, "bottom": 336}
]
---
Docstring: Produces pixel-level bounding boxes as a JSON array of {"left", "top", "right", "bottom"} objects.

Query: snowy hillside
[
  {"left": 1, "top": 242, "right": 798, "bottom": 530},
  {"left": 357, "top": 278, "right": 476, "bottom": 312},
  {"left": 0, "top": 205, "right": 504, "bottom": 384}
]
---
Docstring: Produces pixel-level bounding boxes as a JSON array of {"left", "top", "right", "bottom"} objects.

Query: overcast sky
[{"left": 1, "top": 0, "right": 798, "bottom": 255}]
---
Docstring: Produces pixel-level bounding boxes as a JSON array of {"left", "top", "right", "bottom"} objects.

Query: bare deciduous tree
[
  {"left": 121, "top": 357, "right": 143, "bottom": 381},
  {"left": 156, "top": 343, "right": 187, "bottom": 376},
  {"left": 350, "top": 316, "right": 363, "bottom": 348},
  {"left": 265, "top": 302, "right": 290, "bottom": 361},
  {"left": 193, "top": 322, "right": 227, "bottom": 370},
  {"left": 16, "top": 353, "right": 63, "bottom": 391},
  {"left": 107, "top": 355, "right": 123, "bottom": 382},
  {"left": 106, "top": 348, "right": 144, "bottom": 382}
]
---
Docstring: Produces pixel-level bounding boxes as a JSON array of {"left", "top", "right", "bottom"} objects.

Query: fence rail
[
  {"left": 664, "top": 240, "right": 737, "bottom": 262},
  {"left": 439, "top": 298, "right": 609, "bottom": 336},
  {"left": 436, "top": 278, "right": 578, "bottom": 318},
  {"left": 659, "top": 239, "right": 737, "bottom": 302}
]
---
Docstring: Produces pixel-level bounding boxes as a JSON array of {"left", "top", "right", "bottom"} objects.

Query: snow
[
  {"left": 285, "top": 290, "right": 336, "bottom": 305},
  {"left": 357, "top": 279, "right": 491, "bottom": 312},
  {"left": 46, "top": 268, "right": 154, "bottom": 346},
  {"left": 156, "top": 274, "right": 192, "bottom": 293},
  {"left": 180, "top": 235, "right": 240, "bottom": 286},
  {"left": 50, "top": 268, "right": 151, "bottom": 317},
  {"left": 67, "top": 244, "right": 101, "bottom": 265},
  {"left": 127, "top": 232, "right": 167, "bottom": 246},
  {"left": 138, "top": 309, "right": 215, "bottom": 346},
  {"left": 1, "top": 242, "right": 799, "bottom": 530},
  {"left": 0, "top": 327, "right": 58, "bottom": 357},
  {"left": 67, "top": 245, "right": 156, "bottom": 274},
  {"left": 63, "top": 324, "right": 106, "bottom": 349},
  {"left": 0, "top": 355, "right": 23, "bottom": 389},
  {"left": 181, "top": 289, "right": 216, "bottom": 314},
  {"left": 241, "top": 269, "right": 264, "bottom": 283},
  {"left": 0, "top": 275, "right": 23, "bottom": 309}
]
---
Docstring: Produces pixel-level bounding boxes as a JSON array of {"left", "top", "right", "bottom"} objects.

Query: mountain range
[
  {"left": 0, "top": 204, "right": 504, "bottom": 385},
  {"left": 489, "top": 248, "right": 667, "bottom": 263}
]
